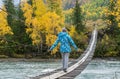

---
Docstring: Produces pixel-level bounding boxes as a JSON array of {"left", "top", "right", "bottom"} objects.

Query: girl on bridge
[{"left": 49, "top": 27, "right": 78, "bottom": 72}]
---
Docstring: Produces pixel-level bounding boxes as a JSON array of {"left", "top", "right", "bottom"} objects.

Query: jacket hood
[{"left": 58, "top": 32, "right": 67, "bottom": 37}]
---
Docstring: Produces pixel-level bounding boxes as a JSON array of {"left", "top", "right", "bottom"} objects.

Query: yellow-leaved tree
[
  {"left": 43, "top": 12, "right": 63, "bottom": 54},
  {"left": 46, "top": 0, "right": 63, "bottom": 16},
  {"left": 22, "top": 0, "right": 47, "bottom": 45},
  {"left": 45, "top": 0, "right": 65, "bottom": 54},
  {"left": 21, "top": 0, "right": 47, "bottom": 54},
  {"left": 104, "top": 0, "right": 120, "bottom": 27},
  {"left": 22, "top": 0, "right": 64, "bottom": 54},
  {"left": 0, "top": 8, "right": 13, "bottom": 38},
  {"left": 115, "top": 0, "right": 120, "bottom": 27}
]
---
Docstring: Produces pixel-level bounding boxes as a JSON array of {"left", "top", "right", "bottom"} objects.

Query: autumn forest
[{"left": 0, "top": 0, "right": 120, "bottom": 58}]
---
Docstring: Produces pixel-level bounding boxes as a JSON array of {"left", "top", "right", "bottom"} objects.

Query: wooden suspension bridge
[{"left": 30, "top": 29, "right": 98, "bottom": 79}]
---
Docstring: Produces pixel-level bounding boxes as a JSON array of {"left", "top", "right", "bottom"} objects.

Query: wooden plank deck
[{"left": 30, "top": 29, "right": 98, "bottom": 79}]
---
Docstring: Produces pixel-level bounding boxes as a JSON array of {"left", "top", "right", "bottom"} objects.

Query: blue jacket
[{"left": 50, "top": 32, "right": 78, "bottom": 53}]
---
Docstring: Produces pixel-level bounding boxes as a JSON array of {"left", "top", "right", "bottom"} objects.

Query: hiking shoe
[{"left": 63, "top": 69, "right": 67, "bottom": 72}]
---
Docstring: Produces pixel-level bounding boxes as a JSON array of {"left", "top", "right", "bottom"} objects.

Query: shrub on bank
[{"left": 0, "top": 55, "right": 8, "bottom": 58}]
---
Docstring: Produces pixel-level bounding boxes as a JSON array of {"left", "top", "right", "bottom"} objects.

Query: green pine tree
[
  {"left": 3, "top": 0, "right": 17, "bottom": 57},
  {"left": 73, "top": 0, "right": 84, "bottom": 33},
  {"left": 3, "top": 0, "right": 32, "bottom": 57},
  {"left": 3, "top": 0, "right": 16, "bottom": 28},
  {"left": 28, "top": 0, "right": 33, "bottom": 5}
]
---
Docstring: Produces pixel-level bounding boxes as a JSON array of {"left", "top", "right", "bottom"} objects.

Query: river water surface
[{"left": 0, "top": 59, "right": 120, "bottom": 79}]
